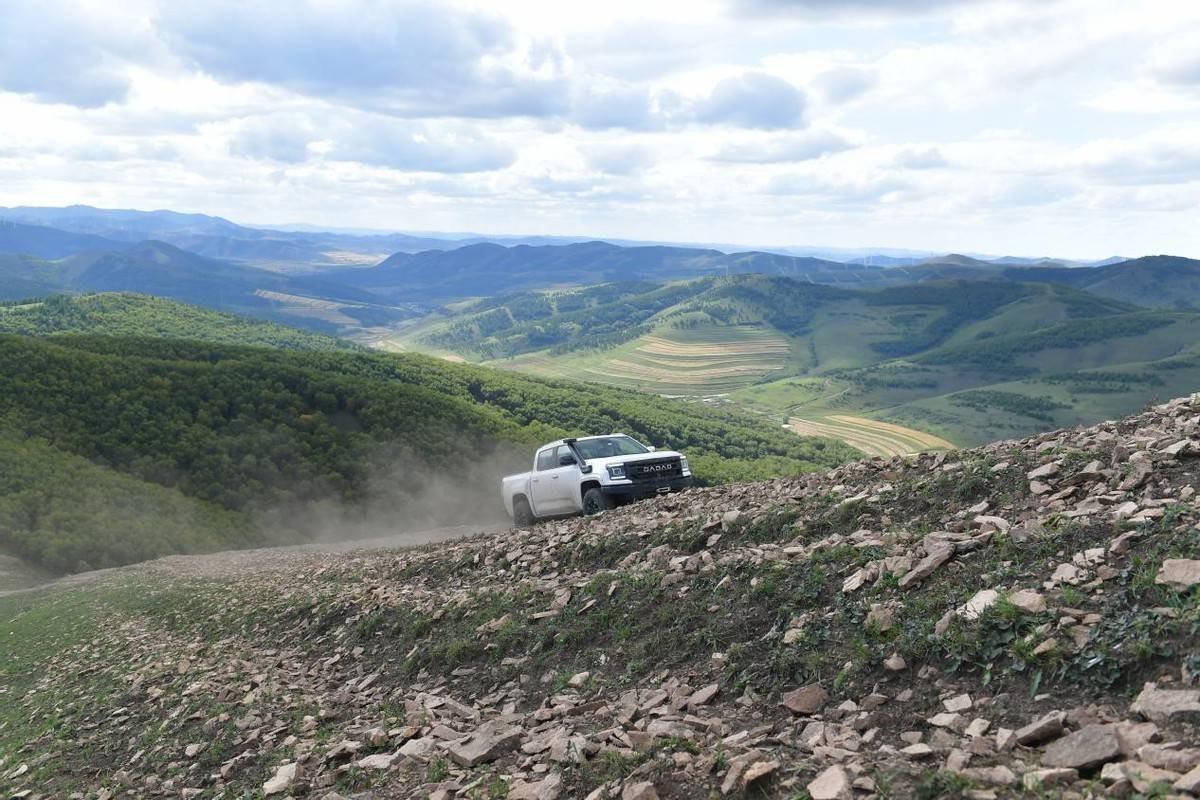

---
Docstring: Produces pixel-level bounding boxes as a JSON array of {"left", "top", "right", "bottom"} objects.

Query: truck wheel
[
  {"left": 582, "top": 487, "right": 615, "bottom": 516},
  {"left": 513, "top": 497, "right": 536, "bottom": 527}
]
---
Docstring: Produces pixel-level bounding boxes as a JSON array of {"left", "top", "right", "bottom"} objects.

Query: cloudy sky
[{"left": 1, "top": 0, "right": 1198, "bottom": 257}]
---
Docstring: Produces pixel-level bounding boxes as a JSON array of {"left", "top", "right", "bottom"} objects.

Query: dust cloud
[{"left": 254, "top": 439, "right": 529, "bottom": 550}]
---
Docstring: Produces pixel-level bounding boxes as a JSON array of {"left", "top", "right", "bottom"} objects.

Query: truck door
[
  {"left": 543, "top": 445, "right": 581, "bottom": 512},
  {"left": 529, "top": 446, "right": 561, "bottom": 516}
]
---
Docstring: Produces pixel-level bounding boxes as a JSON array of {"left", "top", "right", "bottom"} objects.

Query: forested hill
[
  {"left": 0, "top": 330, "right": 856, "bottom": 575},
  {"left": 0, "top": 293, "right": 356, "bottom": 351}
]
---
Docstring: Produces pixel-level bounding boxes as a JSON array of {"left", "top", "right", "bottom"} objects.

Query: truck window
[
  {"left": 535, "top": 448, "right": 556, "bottom": 471},
  {"left": 575, "top": 435, "right": 650, "bottom": 459},
  {"left": 554, "top": 445, "right": 576, "bottom": 466}
]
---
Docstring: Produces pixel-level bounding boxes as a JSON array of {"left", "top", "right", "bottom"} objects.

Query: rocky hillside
[{"left": 3, "top": 396, "right": 1200, "bottom": 799}]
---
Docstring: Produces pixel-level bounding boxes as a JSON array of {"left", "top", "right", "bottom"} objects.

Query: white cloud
[
  {"left": 225, "top": 112, "right": 517, "bottom": 173},
  {"left": 570, "top": 80, "right": 659, "bottom": 130},
  {"left": 0, "top": 0, "right": 1198, "bottom": 257},
  {"left": 812, "top": 67, "right": 876, "bottom": 104},
  {"left": 228, "top": 115, "right": 315, "bottom": 163},
  {"left": 1077, "top": 128, "right": 1200, "bottom": 186},
  {"left": 892, "top": 146, "right": 947, "bottom": 169},
  {"left": 709, "top": 129, "right": 855, "bottom": 162},
  {"left": 0, "top": 0, "right": 157, "bottom": 107},
  {"left": 158, "top": 0, "right": 572, "bottom": 119},
  {"left": 584, "top": 143, "right": 657, "bottom": 174},
  {"left": 694, "top": 72, "right": 807, "bottom": 129},
  {"left": 1149, "top": 39, "right": 1200, "bottom": 88}
]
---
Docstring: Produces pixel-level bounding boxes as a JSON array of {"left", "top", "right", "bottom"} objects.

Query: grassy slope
[
  {"left": 725, "top": 290, "right": 1200, "bottom": 446},
  {"left": 3, "top": 398, "right": 1197, "bottom": 797},
  {"left": 500, "top": 324, "right": 793, "bottom": 395}
]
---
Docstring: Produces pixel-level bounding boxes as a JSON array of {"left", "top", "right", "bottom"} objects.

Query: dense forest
[
  {"left": 680, "top": 276, "right": 851, "bottom": 335},
  {"left": 422, "top": 275, "right": 855, "bottom": 359},
  {"left": 923, "top": 312, "right": 1178, "bottom": 370},
  {"left": 0, "top": 315, "right": 856, "bottom": 574},
  {"left": 423, "top": 281, "right": 710, "bottom": 358},
  {"left": 0, "top": 293, "right": 356, "bottom": 350},
  {"left": 0, "top": 424, "right": 254, "bottom": 573}
]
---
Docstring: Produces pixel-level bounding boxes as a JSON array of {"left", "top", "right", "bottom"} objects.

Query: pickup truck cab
[{"left": 501, "top": 434, "right": 693, "bottom": 525}]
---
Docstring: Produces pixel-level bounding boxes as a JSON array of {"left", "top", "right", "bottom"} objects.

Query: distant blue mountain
[{"left": 0, "top": 219, "right": 124, "bottom": 259}]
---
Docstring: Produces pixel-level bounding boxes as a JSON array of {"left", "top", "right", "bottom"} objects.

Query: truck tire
[
  {"left": 582, "top": 487, "right": 615, "bottom": 516},
  {"left": 513, "top": 496, "right": 536, "bottom": 527}
]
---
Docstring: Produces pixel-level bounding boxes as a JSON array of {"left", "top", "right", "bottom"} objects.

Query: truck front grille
[{"left": 627, "top": 457, "right": 682, "bottom": 480}]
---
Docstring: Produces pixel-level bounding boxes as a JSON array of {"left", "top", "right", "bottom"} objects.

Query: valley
[
  {"left": 4, "top": 206, "right": 1199, "bottom": 457},
  {"left": 390, "top": 272, "right": 1200, "bottom": 451}
]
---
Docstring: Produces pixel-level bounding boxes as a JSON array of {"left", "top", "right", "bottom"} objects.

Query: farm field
[
  {"left": 500, "top": 325, "right": 793, "bottom": 395},
  {"left": 255, "top": 289, "right": 361, "bottom": 325},
  {"left": 787, "top": 414, "right": 956, "bottom": 458}
]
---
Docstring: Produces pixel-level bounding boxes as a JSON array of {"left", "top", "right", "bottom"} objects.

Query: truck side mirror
[{"left": 647, "top": 446, "right": 657, "bottom": 452}]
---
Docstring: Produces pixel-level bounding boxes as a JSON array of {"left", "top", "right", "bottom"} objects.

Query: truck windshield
[{"left": 574, "top": 436, "right": 650, "bottom": 460}]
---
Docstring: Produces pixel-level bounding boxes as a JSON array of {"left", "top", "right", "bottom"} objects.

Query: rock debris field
[{"left": 3, "top": 395, "right": 1200, "bottom": 799}]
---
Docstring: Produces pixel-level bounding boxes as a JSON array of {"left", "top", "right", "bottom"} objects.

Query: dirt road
[{"left": 0, "top": 522, "right": 506, "bottom": 598}]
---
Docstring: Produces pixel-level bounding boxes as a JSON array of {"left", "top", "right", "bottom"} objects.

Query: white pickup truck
[{"left": 501, "top": 434, "right": 693, "bottom": 525}]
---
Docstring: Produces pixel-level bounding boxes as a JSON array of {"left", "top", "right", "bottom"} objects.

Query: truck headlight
[
  {"left": 680, "top": 456, "right": 689, "bottom": 474},
  {"left": 607, "top": 464, "right": 626, "bottom": 479}
]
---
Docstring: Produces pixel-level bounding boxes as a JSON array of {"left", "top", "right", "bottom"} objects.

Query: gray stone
[
  {"left": 353, "top": 751, "right": 400, "bottom": 770},
  {"left": 1139, "top": 743, "right": 1200, "bottom": 773},
  {"left": 1176, "top": 764, "right": 1200, "bottom": 794},
  {"left": 1131, "top": 683, "right": 1200, "bottom": 723},
  {"left": 1028, "top": 462, "right": 1061, "bottom": 480},
  {"left": 621, "top": 781, "right": 658, "bottom": 800},
  {"left": 688, "top": 682, "right": 720, "bottom": 708},
  {"left": 1008, "top": 589, "right": 1047, "bottom": 614},
  {"left": 1122, "top": 761, "right": 1181, "bottom": 793},
  {"left": 898, "top": 543, "right": 954, "bottom": 589},
  {"left": 263, "top": 762, "right": 302, "bottom": 796},
  {"left": 445, "top": 721, "right": 522, "bottom": 767},
  {"left": 1156, "top": 559, "right": 1200, "bottom": 590},
  {"left": 1041, "top": 725, "right": 1121, "bottom": 771},
  {"left": 961, "top": 765, "right": 1017, "bottom": 786},
  {"left": 783, "top": 684, "right": 828, "bottom": 715},
  {"left": 399, "top": 737, "right": 438, "bottom": 758},
  {"left": 1022, "top": 767, "right": 1078, "bottom": 790},
  {"left": 958, "top": 590, "right": 999, "bottom": 619},
  {"left": 807, "top": 765, "right": 852, "bottom": 800},
  {"left": 1016, "top": 711, "right": 1066, "bottom": 745}
]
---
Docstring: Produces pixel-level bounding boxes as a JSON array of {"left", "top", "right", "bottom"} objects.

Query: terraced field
[
  {"left": 787, "top": 414, "right": 956, "bottom": 458},
  {"left": 505, "top": 325, "right": 792, "bottom": 395}
]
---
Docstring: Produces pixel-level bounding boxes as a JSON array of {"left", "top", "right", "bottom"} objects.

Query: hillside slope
[
  {"left": 0, "top": 321, "right": 854, "bottom": 574},
  {"left": 398, "top": 273, "right": 1197, "bottom": 449},
  {"left": 0, "top": 293, "right": 358, "bottom": 350},
  {"left": 3, "top": 396, "right": 1198, "bottom": 798},
  {"left": 1004, "top": 255, "right": 1200, "bottom": 310}
]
